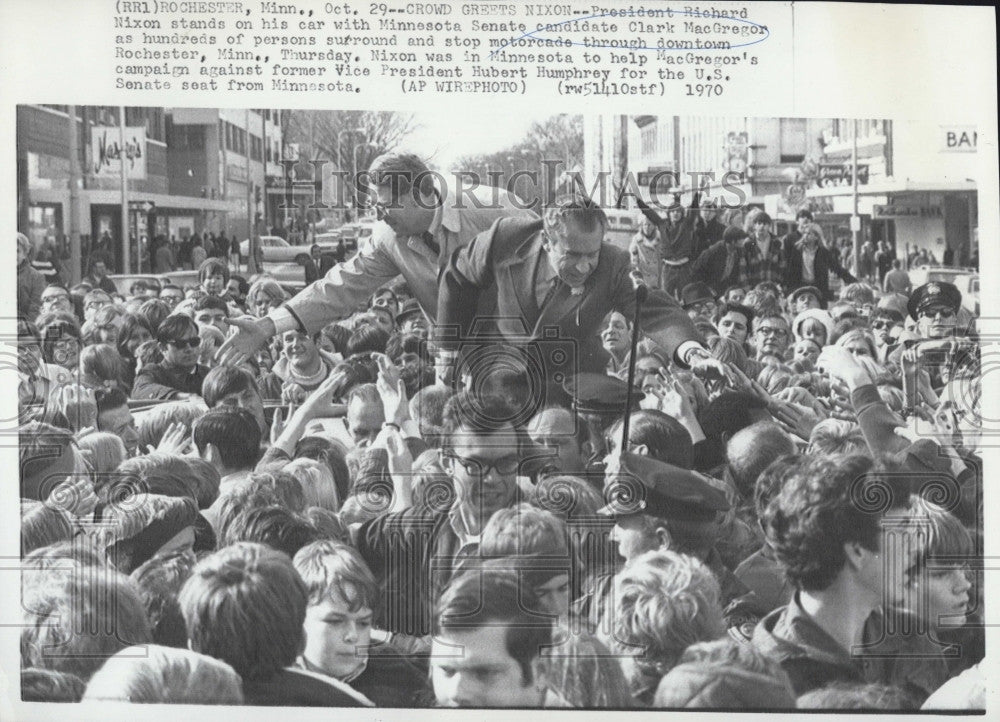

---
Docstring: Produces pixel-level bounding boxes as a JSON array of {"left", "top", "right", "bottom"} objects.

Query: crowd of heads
[{"left": 15, "top": 189, "right": 983, "bottom": 711}]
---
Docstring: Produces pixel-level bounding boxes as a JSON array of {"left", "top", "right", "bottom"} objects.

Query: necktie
[
  {"left": 422, "top": 231, "right": 441, "bottom": 257},
  {"left": 539, "top": 276, "right": 561, "bottom": 310}
]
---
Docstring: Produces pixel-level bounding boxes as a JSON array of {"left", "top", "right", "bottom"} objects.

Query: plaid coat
[{"left": 738, "top": 234, "right": 785, "bottom": 288}]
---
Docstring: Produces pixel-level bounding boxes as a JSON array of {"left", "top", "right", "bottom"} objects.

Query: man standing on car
[{"left": 218, "top": 153, "right": 536, "bottom": 368}]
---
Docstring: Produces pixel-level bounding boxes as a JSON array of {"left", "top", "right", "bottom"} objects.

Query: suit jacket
[
  {"left": 690, "top": 240, "right": 740, "bottom": 294},
  {"left": 438, "top": 217, "right": 702, "bottom": 378},
  {"left": 283, "top": 185, "right": 536, "bottom": 333},
  {"left": 785, "top": 244, "right": 857, "bottom": 300}
]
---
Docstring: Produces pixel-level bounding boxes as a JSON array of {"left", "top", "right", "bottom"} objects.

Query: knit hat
[
  {"left": 792, "top": 308, "right": 835, "bottom": 345},
  {"left": 104, "top": 494, "right": 198, "bottom": 574}
]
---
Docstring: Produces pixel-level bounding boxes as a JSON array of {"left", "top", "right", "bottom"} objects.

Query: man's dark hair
[
  {"left": 726, "top": 422, "right": 797, "bottom": 500},
  {"left": 178, "top": 542, "right": 306, "bottom": 681},
  {"left": 385, "top": 332, "right": 430, "bottom": 364},
  {"left": 95, "top": 387, "right": 129, "bottom": 417},
  {"left": 795, "top": 209, "right": 814, "bottom": 223},
  {"left": 21, "top": 668, "right": 86, "bottom": 703},
  {"left": 441, "top": 391, "right": 517, "bottom": 451},
  {"left": 138, "top": 299, "right": 171, "bottom": 333},
  {"left": 752, "top": 211, "right": 773, "bottom": 226},
  {"left": 434, "top": 569, "right": 552, "bottom": 685},
  {"left": 197, "top": 258, "right": 230, "bottom": 285},
  {"left": 192, "top": 408, "right": 261, "bottom": 470},
  {"left": 156, "top": 314, "right": 199, "bottom": 345},
  {"left": 346, "top": 324, "right": 389, "bottom": 356},
  {"left": 716, "top": 302, "right": 755, "bottom": 329},
  {"left": 367, "top": 152, "right": 435, "bottom": 199},
  {"left": 544, "top": 193, "right": 607, "bottom": 234},
  {"left": 610, "top": 409, "right": 694, "bottom": 469},
  {"left": 762, "top": 455, "right": 904, "bottom": 592},
  {"left": 202, "top": 365, "right": 260, "bottom": 408},
  {"left": 229, "top": 274, "right": 249, "bottom": 295},
  {"left": 160, "top": 283, "right": 182, "bottom": 295},
  {"left": 194, "top": 294, "right": 229, "bottom": 314},
  {"left": 370, "top": 285, "right": 397, "bottom": 307},
  {"left": 222, "top": 505, "right": 321, "bottom": 558}
]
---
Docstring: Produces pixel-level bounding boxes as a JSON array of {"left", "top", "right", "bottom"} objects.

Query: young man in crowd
[
  {"left": 133, "top": 314, "right": 209, "bottom": 400},
  {"left": 430, "top": 569, "right": 563, "bottom": 707}
]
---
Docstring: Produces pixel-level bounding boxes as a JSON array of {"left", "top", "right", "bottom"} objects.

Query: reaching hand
[
  {"left": 771, "top": 400, "right": 823, "bottom": 442},
  {"left": 689, "top": 354, "right": 728, "bottom": 383},
  {"left": 216, "top": 316, "right": 275, "bottom": 368},
  {"left": 375, "top": 353, "right": 409, "bottom": 426},
  {"left": 817, "top": 346, "right": 872, "bottom": 391},
  {"left": 282, "top": 382, "right": 308, "bottom": 405},
  {"left": 298, "top": 370, "right": 350, "bottom": 420},
  {"left": 150, "top": 421, "right": 192, "bottom": 456},
  {"left": 54, "top": 384, "right": 98, "bottom": 432},
  {"left": 48, "top": 475, "right": 98, "bottom": 519}
]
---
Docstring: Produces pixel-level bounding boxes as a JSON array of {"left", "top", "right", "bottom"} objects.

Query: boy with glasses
[{"left": 132, "top": 314, "right": 209, "bottom": 400}]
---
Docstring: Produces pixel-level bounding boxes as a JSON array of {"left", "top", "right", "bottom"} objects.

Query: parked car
[
  {"left": 335, "top": 220, "right": 377, "bottom": 252},
  {"left": 907, "top": 265, "right": 980, "bottom": 315},
  {"left": 603, "top": 209, "right": 639, "bottom": 249},
  {"left": 109, "top": 271, "right": 198, "bottom": 294},
  {"left": 239, "top": 235, "right": 313, "bottom": 264}
]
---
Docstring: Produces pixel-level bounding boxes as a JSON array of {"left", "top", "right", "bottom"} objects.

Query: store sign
[
  {"left": 226, "top": 163, "right": 248, "bottom": 183},
  {"left": 815, "top": 163, "right": 869, "bottom": 188},
  {"left": 91, "top": 126, "right": 146, "bottom": 179},
  {"left": 940, "top": 126, "right": 977, "bottom": 152},
  {"left": 872, "top": 204, "right": 943, "bottom": 219}
]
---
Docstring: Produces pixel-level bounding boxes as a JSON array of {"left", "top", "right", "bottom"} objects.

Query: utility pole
[
  {"left": 119, "top": 106, "right": 130, "bottom": 274},
  {"left": 851, "top": 118, "right": 861, "bottom": 276},
  {"left": 67, "top": 105, "right": 82, "bottom": 285},
  {"left": 246, "top": 109, "right": 258, "bottom": 275}
]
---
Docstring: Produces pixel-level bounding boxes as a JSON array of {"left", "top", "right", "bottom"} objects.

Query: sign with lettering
[
  {"left": 940, "top": 126, "right": 977, "bottom": 152},
  {"left": 91, "top": 126, "right": 146, "bottom": 179},
  {"left": 815, "top": 163, "right": 869, "bottom": 188},
  {"left": 226, "top": 163, "right": 248, "bottom": 183},
  {"left": 872, "top": 204, "right": 943, "bottom": 219}
]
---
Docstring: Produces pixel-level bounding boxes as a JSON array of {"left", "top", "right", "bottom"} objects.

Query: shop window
[{"left": 780, "top": 118, "right": 807, "bottom": 163}]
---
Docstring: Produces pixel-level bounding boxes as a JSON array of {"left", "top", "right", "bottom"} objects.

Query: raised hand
[
  {"left": 216, "top": 316, "right": 275, "bottom": 368},
  {"left": 54, "top": 384, "right": 98, "bottom": 432},
  {"left": 375, "top": 353, "right": 409, "bottom": 426},
  {"left": 150, "top": 421, "right": 192, "bottom": 456}
]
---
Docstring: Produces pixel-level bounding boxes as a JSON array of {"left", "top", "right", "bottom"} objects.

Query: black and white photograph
[{"left": 3, "top": 1, "right": 997, "bottom": 719}]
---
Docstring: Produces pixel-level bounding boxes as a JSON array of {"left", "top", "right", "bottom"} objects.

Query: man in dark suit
[
  {"left": 690, "top": 226, "right": 748, "bottom": 295},
  {"left": 784, "top": 222, "right": 857, "bottom": 302},
  {"left": 437, "top": 195, "right": 724, "bottom": 384}
]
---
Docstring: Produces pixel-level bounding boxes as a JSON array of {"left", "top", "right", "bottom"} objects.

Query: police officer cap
[
  {"left": 908, "top": 281, "right": 961, "bottom": 320},
  {"left": 597, "top": 452, "right": 730, "bottom": 522},
  {"left": 563, "top": 373, "right": 633, "bottom": 415},
  {"left": 680, "top": 282, "right": 716, "bottom": 309}
]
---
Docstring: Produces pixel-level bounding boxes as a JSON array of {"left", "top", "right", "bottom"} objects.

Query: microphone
[{"left": 629, "top": 269, "right": 649, "bottom": 303}]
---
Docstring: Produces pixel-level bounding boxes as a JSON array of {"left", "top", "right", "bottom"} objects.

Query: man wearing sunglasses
[
  {"left": 216, "top": 152, "right": 535, "bottom": 369},
  {"left": 132, "top": 314, "right": 209, "bottom": 400},
  {"left": 909, "top": 281, "right": 962, "bottom": 340},
  {"left": 353, "top": 391, "right": 523, "bottom": 639}
]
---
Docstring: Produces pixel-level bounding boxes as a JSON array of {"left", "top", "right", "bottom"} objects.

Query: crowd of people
[{"left": 16, "top": 151, "right": 984, "bottom": 710}]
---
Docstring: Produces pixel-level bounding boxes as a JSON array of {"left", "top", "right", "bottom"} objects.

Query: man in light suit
[
  {"left": 217, "top": 153, "right": 536, "bottom": 367},
  {"left": 436, "top": 195, "right": 725, "bottom": 384}
]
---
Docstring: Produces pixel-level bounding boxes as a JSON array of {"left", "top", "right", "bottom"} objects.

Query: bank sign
[
  {"left": 940, "top": 126, "right": 977, "bottom": 153},
  {"left": 91, "top": 126, "right": 147, "bottom": 179}
]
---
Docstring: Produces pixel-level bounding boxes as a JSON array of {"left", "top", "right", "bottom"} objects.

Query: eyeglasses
[
  {"left": 42, "top": 294, "right": 69, "bottom": 304},
  {"left": 168, "top": 337, "right": 201, "bottom": 350},
  {"left": 756, "top": 326, "right": 789, "bottom": 338},
  {"left": 85, "top": 300, "right": 109, "bottom": 310},
  {"left": 871, "top": 319, "right": 895, "bottom": 330},
  {"left": 447, "top": 453, "right": 520, "bottom": 478}
]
